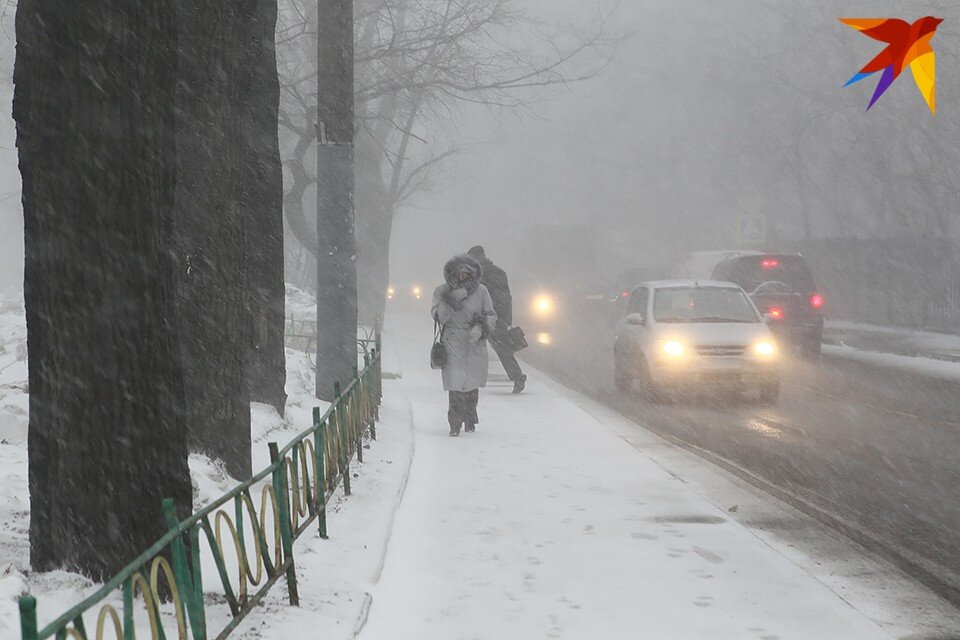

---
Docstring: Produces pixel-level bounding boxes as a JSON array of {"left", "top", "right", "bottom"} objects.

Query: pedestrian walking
[
  {"left": 432, "top": 254, "right": 498, "bottom": 436},
  {"left": 467, "top": 245, "right": 527, "bottom": 393}
]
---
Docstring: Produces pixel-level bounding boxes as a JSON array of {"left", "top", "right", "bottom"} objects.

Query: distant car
[
  {"left": 710, "top": 254, "right": 824, "bottom": 357},
  {"left": 511, "top": 288, "right": 561, "bottom": 346},
  {"left": 387, "top": 283, "right": 427, "bottom": 309},
  {"left": 607, "top": 267, "right": 669, "bottom": 325},
  {"left": 672, "top": 250, "right": 763, "bottom": 280},
  {"left": 614, "top": 280, "right": 781, "bottom": 403}
]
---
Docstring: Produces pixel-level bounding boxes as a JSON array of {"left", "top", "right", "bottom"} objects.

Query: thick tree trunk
[
  {"left": 173, "top": 1, "right": 253, "bottom": 480},
  {"left": 315, "top": 0, "right": 357, "bottom": 400},
  {"left": 15, "top": 0, "right": 192, "bottom": 578},
  {"left": 282, "top": 130, "right": 318, "bottom": 257},
  {"left": 356, "top": 200, "right": 393, "bottom": 327},
  {"left": 241, "top": 0, "right": 287, "bottom": 415},
  {"left": 355, "top": 129, "right": 388, "bottom": 327}
]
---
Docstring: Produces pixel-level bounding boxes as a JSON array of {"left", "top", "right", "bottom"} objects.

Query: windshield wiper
[{"left": 655, "top": 316, "right": 688, "bottom": 323}]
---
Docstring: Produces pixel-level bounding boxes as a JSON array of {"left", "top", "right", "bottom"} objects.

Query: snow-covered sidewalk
[
  {"left": 357, "top": 314, "right": 893, "bottom": 640},
  {"left": 823, "top": 321, "right": 960, "bottom": 380}
]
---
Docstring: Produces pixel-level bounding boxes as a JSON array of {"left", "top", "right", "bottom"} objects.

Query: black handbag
[
  {"left": 430, "top": 319, "right": 448, "bottom": 369},
  {"left": 501, "top": 325, "right": 528, "bottom": 353}
]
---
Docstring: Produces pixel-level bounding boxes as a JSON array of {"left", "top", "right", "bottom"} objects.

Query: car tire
[
  {"left": 638, "top": 356, "right": 667, "bottom": 404},
  {"left": 757, "top": 380, "right": 780, "bottom": 404},
  {"left": 614, "top": 355, "right": 630, "bottom": 392}
]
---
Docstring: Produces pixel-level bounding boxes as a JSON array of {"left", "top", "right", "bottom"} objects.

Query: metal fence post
[
  {"left": 364, "top": 354, "right": 377, "bottom": 440},
  {"left": 162, "top": 498, "right": 205, "bottom": 640},
  {"left": 352, "top": 365, "right": 364, "bottom": 464},
  {"left": 334, "top": 382, "right": 351, "bottom": 496},
  {"left": 313, "top": 407, "right": 328, "bottom": 539},
  {"left": 123, "top": 578, "right": 134, "bottom": 640},
  {"left": 269, "top": 443, "right": 300, "bottom": 607},
  {"left": 19, "top": 595, "right": 38, "bottom": 640}
]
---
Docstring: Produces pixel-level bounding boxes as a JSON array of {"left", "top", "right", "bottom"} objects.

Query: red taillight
[
  {"left": 620, "top": 290, "right": 630, "bottom": 299},
  {"left": 809, "top": 293, "right": 824, "bottom": 309},
  {"left": 768, "top": 307, "right": 784, "bottom": 319},
  {"left": 761, "top": 257, "right": 780, "bottom": 269}
]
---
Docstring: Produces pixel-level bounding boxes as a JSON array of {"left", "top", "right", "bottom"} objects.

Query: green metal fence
[
  {"left": 19, "top": 334, "right": 383, "bottom": 640},
  {"left": 285, "top": 319, "right": 380, "bottom": 370}
]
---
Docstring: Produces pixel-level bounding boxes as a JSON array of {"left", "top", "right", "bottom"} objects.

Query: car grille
[{"left": 695, "top": 345, "right": 745, "bottom": 357}]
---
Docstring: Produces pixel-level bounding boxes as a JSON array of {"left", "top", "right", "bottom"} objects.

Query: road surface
[{"left": 520, "top": 306, "right": 960, "bottom": 604}]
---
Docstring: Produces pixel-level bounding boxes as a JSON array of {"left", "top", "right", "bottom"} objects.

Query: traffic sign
[{"left": 737, "top": 214, "right": 766, "bottom": 244}]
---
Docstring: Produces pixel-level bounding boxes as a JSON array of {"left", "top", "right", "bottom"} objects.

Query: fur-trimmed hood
[{"left": 443, "top": 254, "right": 483, "bottom": 292}]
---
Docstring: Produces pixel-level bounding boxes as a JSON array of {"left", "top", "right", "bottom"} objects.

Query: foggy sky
[
  {"left": 0, "top": 2, "right": 958, "bottom": 295},
  {"left": 391, "top": 0, "right": 960, "bottom": 288}
]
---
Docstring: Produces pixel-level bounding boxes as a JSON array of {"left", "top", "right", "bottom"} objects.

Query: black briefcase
[{"left": 502, "top": 326, "right": 528, "bottom": 353}]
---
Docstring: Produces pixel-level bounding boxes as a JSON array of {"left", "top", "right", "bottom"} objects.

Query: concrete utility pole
[{"left": 315, "top": 0, "right": 357, "bottom": 400}]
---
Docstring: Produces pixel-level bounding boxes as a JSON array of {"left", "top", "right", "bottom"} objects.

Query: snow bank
[
  {"left": 824, "top": 344, "right": 960, "bottom": 381},
  {"left": 285, "top": 283, "right": 316, "bottom": 321},
  {"left": 0, "top": 287, "right": 350, "bottom": 637}
]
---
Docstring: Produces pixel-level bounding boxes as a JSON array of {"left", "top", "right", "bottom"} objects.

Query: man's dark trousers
[{"left": 491, "top": 332, "right": 524, "bottom": 382}]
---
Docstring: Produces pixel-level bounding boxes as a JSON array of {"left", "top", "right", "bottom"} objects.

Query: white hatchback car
[{"left": 614, "top": 280, "right": 781, "bottom": 402}]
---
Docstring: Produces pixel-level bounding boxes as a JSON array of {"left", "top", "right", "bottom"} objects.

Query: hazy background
[
  {"left": 389, "top": 0, "right": 960, "bottom": 299},
  {"left": 0, "top": 1, "right": 958, "bottom": 313}
]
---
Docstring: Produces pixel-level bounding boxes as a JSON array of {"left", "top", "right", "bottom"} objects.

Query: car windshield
[{"left": 653, "top": 287, "right": 759, "bottom": 323}]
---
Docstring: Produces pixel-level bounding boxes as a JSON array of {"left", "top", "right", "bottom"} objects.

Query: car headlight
[
  {"left": 753, "top": 340, "right": 777, "bottom": 358},
  {"left": 661, "top": 340, "right": 686, "bottom": 358},
  {"left": 533, "top": 294, "right": 554, "bottom": 317}
]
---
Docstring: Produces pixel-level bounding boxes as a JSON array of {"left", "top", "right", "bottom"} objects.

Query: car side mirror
[{"left": 626, "top": 313, "right": 645, "bottom": 326}]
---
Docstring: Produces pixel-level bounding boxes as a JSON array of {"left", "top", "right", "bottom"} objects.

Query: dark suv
[{"left": 711, "top": 254, "right": 824, "bottom": 357}]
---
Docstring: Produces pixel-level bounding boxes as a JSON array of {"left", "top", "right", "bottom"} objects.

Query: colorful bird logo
[{"left": 840, "top": 17, "right": 943, "bottom": 113}]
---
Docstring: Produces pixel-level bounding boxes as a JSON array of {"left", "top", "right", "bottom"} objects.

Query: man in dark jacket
[{"left": 468, "top": 245, "right": 527, "bottom": 393}]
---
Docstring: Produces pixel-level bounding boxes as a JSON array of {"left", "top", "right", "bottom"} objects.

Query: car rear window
[{"left": 712, "top": 256, "right": 816, "bottom": 293}]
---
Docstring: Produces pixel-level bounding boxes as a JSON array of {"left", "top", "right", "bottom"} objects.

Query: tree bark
[
  {"left": 355, "top": 132, "right": 391, "bottom": 327},
  {"left": 241, "top": 0, "right": 287, "bottom": 415},
  {"left": 315, "top": 0, "right": 357, "bottom": 400},
  {"left": 173, "top": 0, "right": 254, "bottom": 480},
  {"left": 281, "top": 123, "right": 318, "bottom": 257},
  {"left": 15, "top": 0, "right": 192, "bottom": 579}
]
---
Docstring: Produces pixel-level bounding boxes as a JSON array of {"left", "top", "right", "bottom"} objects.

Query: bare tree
[{"left": 277, "top": 0, "right": 618, "bottom": 323}]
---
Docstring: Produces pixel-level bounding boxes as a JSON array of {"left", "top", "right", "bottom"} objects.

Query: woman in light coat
[{"left": 432, "top": 254, "right": 497, "bottom": 436}]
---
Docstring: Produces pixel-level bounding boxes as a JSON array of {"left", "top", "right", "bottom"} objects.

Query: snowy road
[
  {"left": 522, "top": 307, "right": 960, "bottom": 606},
  {"left": 358, "top": 314, "right": 895, "bottom": 639}
]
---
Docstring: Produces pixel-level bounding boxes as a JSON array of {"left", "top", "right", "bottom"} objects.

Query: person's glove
[{"left": 468, "top": 325, "right": 483, "bottom": 342}]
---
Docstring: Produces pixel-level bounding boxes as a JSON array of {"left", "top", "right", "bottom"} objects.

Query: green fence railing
[{"left": 19, "top": 334, "right": 383, "bottom": 640}]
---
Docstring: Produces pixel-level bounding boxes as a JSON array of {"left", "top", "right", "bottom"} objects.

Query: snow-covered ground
[
  {"left": 826, "top": 320, "right": 960, "bottom": 358},
  {"left": 824, "top": 320, "right": 960, "bottom": 378},
  {"left": 354, "top": 313, "right": 910, "bottom": 640},
  {"left": 3, "top": 299, "right": 960, "bottom": 638},
  {"left": 823, "top": 344, "right": 960, "bottom": 381},
  {"left": 0, "top": 290, "right": 354, "bottom": 637},
  {"left": 230, "top": 394, "right": 413, "bottom": 639}
]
